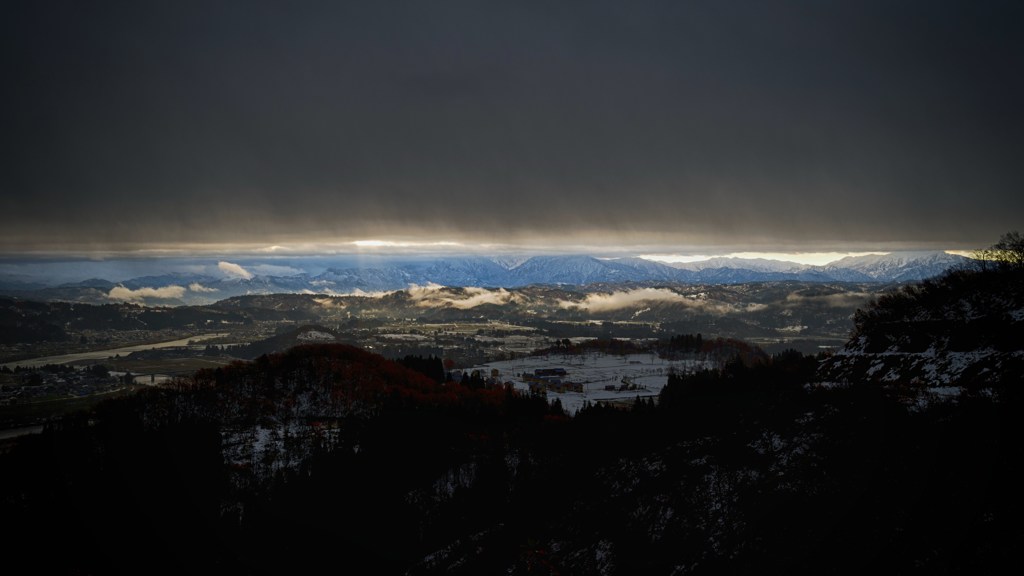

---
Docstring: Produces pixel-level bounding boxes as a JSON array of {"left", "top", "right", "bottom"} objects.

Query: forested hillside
[{"left": 820, "top": 250, "right": 1024, "bottom": 389}]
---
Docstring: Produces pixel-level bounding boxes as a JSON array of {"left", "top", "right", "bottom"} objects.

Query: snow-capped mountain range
[{"left": 0, "top": 251, "right": 974, "bottom": 305}]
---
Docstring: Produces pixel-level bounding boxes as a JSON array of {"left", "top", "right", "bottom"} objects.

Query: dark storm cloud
[{"left": 2, "top": 0, "right": 1022, "bottom": 252}]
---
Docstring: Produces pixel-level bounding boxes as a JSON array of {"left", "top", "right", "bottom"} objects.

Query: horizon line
[
  {"left": 0, "top": 240, "right": 983, "bottom": 266},
  {"left": 0, "top": 250, "right": 978, "bottom": 268}
]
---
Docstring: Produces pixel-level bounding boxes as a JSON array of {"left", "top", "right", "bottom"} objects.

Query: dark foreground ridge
[{"left": 1, "top": 264, "right": 1022, "bottom": 575}]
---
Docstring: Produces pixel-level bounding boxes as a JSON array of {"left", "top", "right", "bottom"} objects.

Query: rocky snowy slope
[{"left": 818, "top": 267, "right": 1024, "bottom": 389}]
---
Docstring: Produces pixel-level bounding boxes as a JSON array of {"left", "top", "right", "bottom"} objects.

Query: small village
[
  {"left": 471, "top": 350, "right": 714, "bottom": 414},
  {"left": 0, "top": 364, "right": 136, "bottom": 406}
]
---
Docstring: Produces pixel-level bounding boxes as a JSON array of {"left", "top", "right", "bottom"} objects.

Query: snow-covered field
[{"left": 471, "top": 352, "right": 714, "bottom": 414}]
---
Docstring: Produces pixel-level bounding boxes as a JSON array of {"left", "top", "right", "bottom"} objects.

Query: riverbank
[{"left": 1, "top": 332, "right": 229, "bottom": 370}]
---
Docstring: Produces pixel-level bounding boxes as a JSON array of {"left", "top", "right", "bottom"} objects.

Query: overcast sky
[{"left": 2, "top": 0, "right": 1022, "bottom": 255}]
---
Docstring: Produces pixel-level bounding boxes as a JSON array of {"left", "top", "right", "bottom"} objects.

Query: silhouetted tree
[
  {"left": 88, "top": 364, "right": 110, "bottom": 378},
  {"left": 974, "top": 230, "right": 1024, "bottom": 270}
]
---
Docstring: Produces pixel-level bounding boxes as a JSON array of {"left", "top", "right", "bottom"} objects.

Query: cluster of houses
[
  {"left": 0, "top": 368, "right": 126, "bottom": 405},
  {"left": 523, "top": 367, "right": 583, "bottom": 394},
  {"left": 604, "top": 375, "right": 643, "bottom": 392}
]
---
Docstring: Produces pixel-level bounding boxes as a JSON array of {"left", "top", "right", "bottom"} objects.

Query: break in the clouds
[
  {"left": 218, "top": 261, "right": 254, "bottom": 280},
  {"left": 2, "top": 0, "right": 1023, "bottom": 253}
]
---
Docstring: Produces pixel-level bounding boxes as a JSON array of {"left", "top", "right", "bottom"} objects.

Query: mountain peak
[
  {"left": 822, "top": 251, "right": 972, "bottom": 281},
  {"left": 0, "top": 252, "right": 977, "bottom": 305}
]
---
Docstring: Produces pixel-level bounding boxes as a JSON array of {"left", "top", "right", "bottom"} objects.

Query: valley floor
[{"left": 473, "top": 351, "right": 714, "bottom": 414}]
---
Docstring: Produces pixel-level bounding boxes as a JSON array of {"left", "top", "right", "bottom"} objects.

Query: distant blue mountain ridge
[{"left": 0, "top": 251, "right": 974, "bottom": 305}]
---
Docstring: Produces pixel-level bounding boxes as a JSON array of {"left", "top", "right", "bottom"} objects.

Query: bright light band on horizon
[
  {"left": 352, "top": 240, "right": 464, "bottom": 248},
  {"left": 638, "top": 251, "right": 891, "bottom": 266}
]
